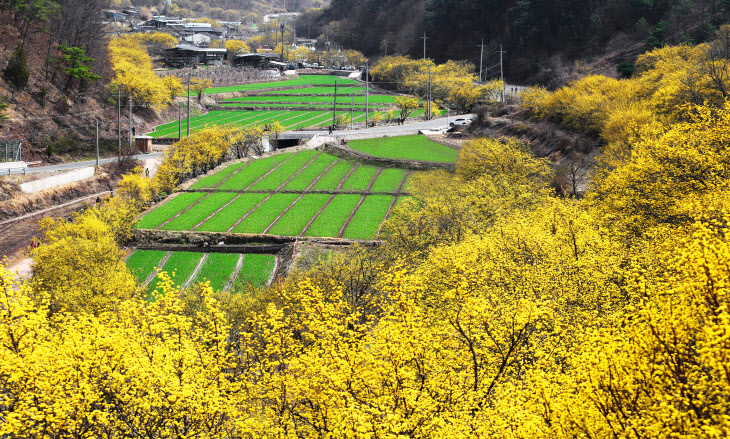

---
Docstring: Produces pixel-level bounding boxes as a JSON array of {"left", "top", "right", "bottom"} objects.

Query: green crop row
[
  {"left": 196, "top": 193, "right": 269, "bottom": 232},
  {"left": 161, "top": 193, "right": 238, "bottom": 231},
  {"left": 267, "top": 194, "right": 331, "bottom": 236},
  {"left": 232, "top": 193, "right": 300, "bottom": 234},
  {"left": 370, "top": 168, "right": 408, "bottom": 193},
  {"left": 135, "top": 192, "right": 206, "bottom": 230},
  {"left": 147, "top": 251, "right": 205, "bottom": 297},
  {"left": 282, "top": 154, "right": 339, "bottom": 191},
  {"left": 190, "top": 253, "right": 241, "bottom": 291},
  {"left": 218, "top": 153, "right": 293, "bottom": 191},
  {"left": 204, "top": 75, "right": 360, "bottom": 95},
  {"left": 221, "top": 95, "right": 400, "bottom": 104},
  {"left": 342, "top": 195, "right": 395, "bottom": 240},
  {"left": 126, "top": 250, "right": 167, "bottom": 284},
  {"left": 248, "top": 150, "right": 320, "bottom": 191},
  {"left": 190, "top": 162, "right": 250, "bottom": 190},
  {"left": 259, "top": 86, "right": 367, "bottom": 95},
  {"left": 348, "top": 134, "right": 459, "bottom": 163},
  {"left": 310, "top": 161, "right": 355, "bottom": 191},
  {"left": 235, "top": 254, "right": 276, "bottom": 287},
  {"left": 341, "top": 166, "right": 379, "bottom": 191},
  {"left": 304, "top": 194, "right": 362, "bottom": 238}
]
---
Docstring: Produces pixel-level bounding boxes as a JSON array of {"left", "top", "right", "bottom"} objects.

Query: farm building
[
  {"left": 146, "top": 16, "right": 184, "bottom": 28},
  {"left": 182, "top": 33, "right": 211, "bottom": 46},
  {"left": 164, "top": 45, "right": 227, "bottom": 67},
  {"left": 233, "top": 53, "right": 282, "bottom": 68}
]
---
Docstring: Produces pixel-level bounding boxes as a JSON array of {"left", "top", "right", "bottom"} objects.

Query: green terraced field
[
  {"left": 247, "top": 150, "right": 320, "bottom": 191},
  {"left": 148, "top": 251, "right": 204, "bottom": 294},
  {"left": 231, "top": 193, "right": 300, "bottom": 233},
  {"left": 341, "top": 166, "right": 379, "bottom": 191},
  {"left": 190, "top": 162, "right": 249, "bottom": 189},
  {"left": 220, "top": 103, "right": 379, "bottom": 110},
  {"left": 343, "top": 195, "right": 395, "bottom": 240},
  {"left": 304, "top": 194, "right": 362, "bottom": 238},
  {"left": 190, "top": 253, "right": 241, "bottom": 291},
  {"left": 236, "top": 254, "right": 276, "bottom": 287},
  {"left": 218, "top": 153, "right": 292, "bottom": 191},
  {"left": 196, "top": 193, "right": 269, "bottom": 232},
  {"left": 204, "top": 75, "right": 360, "bottom": 94},
  {"left": 310, "top": 161, "right": 356, "bottom": 191},
  {"left": 282, "top": 154, "right": 339, "bottom": 191},
  {"left": 370, "top": 168, "right": 408, "bottom": 193},
  {"left": 135, "top": 192, "right": 206, "bottom": 229},
  {"left": 349, "top": 135, "right": 459, "bottom": 163},
  {"left": 221, "top": 95, "right": 400, "bottom": 104},
  {"left": 127, "top": 250, "right": 167, "bottom": 284},
  {"left": 161, "top": 193, "right": 238, "bottom": 231},
  {"left": 260, "top": 86, "right": 367, "bottom": 95},
  {"left": 266, "top": 194, "right": 331, "bottom": 236}
]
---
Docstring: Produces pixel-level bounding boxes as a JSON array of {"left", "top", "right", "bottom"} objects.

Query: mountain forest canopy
[{"left": 308, "top": 0, "right": 730, "bottom": 81}]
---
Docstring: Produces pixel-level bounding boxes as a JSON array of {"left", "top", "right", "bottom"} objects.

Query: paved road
[
  {"left": 285, "top": 114, "right": 475, "bottom": 139},
  {"left": 3, "top": 152, "right": 164, "bottom": 175}
]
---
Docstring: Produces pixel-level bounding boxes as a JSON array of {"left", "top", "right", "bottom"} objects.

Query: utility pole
[
  {"left": 187, "top": 72, "right": 191, "bottom": 137},
  {"left": 95, "top": 121, "right": 99, "bottom": 166},
  {"left": 384, "top": 40, "right": 388, "bottom": 56},
  {"left": 280, "top": 23, "right": 285, "bottom": 61},
  {"left": 478, "top": 39, "right": 486, "bottom": 83},
  {"left": 351, "top": 95, "right": 354, "bottom": 130},
  {"left": 365, "top": 63, "right": 369, "bottom": 127},
  {"left": 178, "top": 104, "right": 182, "bottom": 139},
  {"left": 332, "top": 79, "right": 337, "bottom": 130},
  {"left": 117, "top": 86, "right": 121, "bottom": 153},
  {"left": 499, "top": 44, "right": 506, "bottom": 102},
  {"left": 421, "top": 32, "right": 428, "bottom": 59}
]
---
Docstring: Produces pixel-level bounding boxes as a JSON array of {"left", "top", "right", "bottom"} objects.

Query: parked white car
[{"left": 449, "top": 117, "right": 472, "bottom": 127}]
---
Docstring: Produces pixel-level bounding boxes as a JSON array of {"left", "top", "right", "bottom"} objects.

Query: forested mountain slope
[{"left": 309, "top": 0, "right": 730, "bottom": 84}]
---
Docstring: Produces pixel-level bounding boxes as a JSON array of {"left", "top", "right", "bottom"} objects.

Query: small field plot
[
  {"left": 231, "top": 193, "right": 300, "bottom": 234},
  {"left": 135, "top": 192, "right": 207, "bottom": 230},
  {"left": 304, "top": 194, "right": 362, "bottom": 238},
  {"left": 310, "top": 161, "right": 356, "bottom": 191},
  {"left": 196, "top": 193, "right": 269, "bottom": 232},
  {"left": 147, "top": 251, "right": 205, "bottom": 294},
  {"left": 341, "top": 166, "right": 379, "bottom": 191},
  {"left": 348, "top": 135, "right": 459, "bottom": 163},
  {"left": 267, "top": 194, "right": 331, "bottom": 236},
  {"left": 127, "top": 250, "right": 167, "bottom": 284},
  {"left": 370, "top": 168, "right": 408, "bottom": 193},
  {"left": 282, "top": 154, "right": 339, "bottom": 191},
  {"left": 261, "top": 86, "right": 366, "bottom": 95},
  {"left": 217, "top": 153, "right": 292, "bottom": 191},
  {"left": 222, "top": 95, "right": 400, "bottom": 105},
  {"left": 161, "top": 193, "right": 238, "bottom": 231},
  {"left": 190, "top": 253, "right": 241, "bottom": 291},
  {"left": 343, "top": 195, "right": 394, "bottom": 240},
  {"left": 190, "top": 162, "right": 249, "bottom": 190},
  {"left": 235, "top": 254, "right": 276, "bottom": 287},
  {"left": 204, "top": 75, "right": 360, "bottom": 95},
  {"left": 248, "top": 150, "right": 320, "bottom": 191}
]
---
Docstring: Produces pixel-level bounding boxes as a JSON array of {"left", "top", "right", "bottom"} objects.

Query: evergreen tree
[{"left": 3, "top": 45, "right": 30, "bottom": 89}]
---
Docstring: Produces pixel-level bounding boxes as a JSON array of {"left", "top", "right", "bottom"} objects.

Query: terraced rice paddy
[
  {"left": 221, "top": 95, "right": 401, "bottom": 104},
  {"left": 127, "top": 250, "right": 277, "bottom": 294},
  {"left": 136, "top": 150, "right": 411, "bottom": 239}
]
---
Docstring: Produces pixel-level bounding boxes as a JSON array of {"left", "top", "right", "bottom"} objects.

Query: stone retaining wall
[
  {"left": 131, "top": 229, "right": 379, "bottom": 247},
  {"left": 319, "top": 144, "right": 456, "bottom": 171}
]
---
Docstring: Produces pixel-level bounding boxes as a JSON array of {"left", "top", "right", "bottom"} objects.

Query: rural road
[
  {"left": 4, "top": 152, "right": 164, "bottom": 175},
  {"left": 9, "top": 114, "right": 473, "bottom": 176},
  {"left": 288, "top": 114, "right": 475, "bottom": 138}
]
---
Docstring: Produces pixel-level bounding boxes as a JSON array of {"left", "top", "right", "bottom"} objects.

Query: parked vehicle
[{"left": 449, "top": 117, "right": 472, "bottom": 127}]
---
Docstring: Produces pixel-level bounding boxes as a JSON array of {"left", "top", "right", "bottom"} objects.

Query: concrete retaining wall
[
  {"left": 320, "top": 144, "right": 456, "bottom": 171},
  {"left": 19, "top": 167, "right": 96, "bottom": 194}
]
